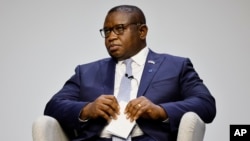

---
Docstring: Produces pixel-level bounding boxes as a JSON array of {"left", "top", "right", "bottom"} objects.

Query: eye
[
  {"left": 114, "top": 25, "right": 125, "bottom": 33},
  {"left": 103, "top": 28, "right": 111, "bottom": 34}
]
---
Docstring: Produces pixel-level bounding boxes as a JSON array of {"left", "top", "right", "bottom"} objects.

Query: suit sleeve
[
  {"left": 160, "top": 58, "right": 216, "bottom": 132},
  {"left": 44, "top": 65, "right": 88, "bottom": 132}
]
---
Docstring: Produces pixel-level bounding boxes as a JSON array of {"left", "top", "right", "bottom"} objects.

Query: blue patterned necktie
[{"left": 113, "top": 59, "right": 133, "bottom": 141}]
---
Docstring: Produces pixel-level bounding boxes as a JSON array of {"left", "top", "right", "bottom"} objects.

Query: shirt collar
[
  {"left": 117, "top": 47, "right": 149, "bottom": 66},
  {"left": 131, "top": 47, "right": 149, "bottom": 66}
]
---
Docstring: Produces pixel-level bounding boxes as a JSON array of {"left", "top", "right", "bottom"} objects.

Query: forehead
[{"left": 104, "top": 11, "right": 133, "bottom": 27}]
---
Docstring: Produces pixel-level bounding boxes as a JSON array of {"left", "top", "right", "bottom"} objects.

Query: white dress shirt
[{"left": 100, "top": 47, "right": 149, "bottom": 138}]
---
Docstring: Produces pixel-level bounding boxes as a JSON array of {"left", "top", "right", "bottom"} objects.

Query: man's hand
[
  {"left": 124, "top": 96, "right": 167, "bottom": 122},
  {"left": 80, "top": 95, "right": 120, "bottom": 122}
]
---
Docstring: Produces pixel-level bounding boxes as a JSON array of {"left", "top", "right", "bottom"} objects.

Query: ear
[{"left": 138, "top": 24, "right": 148, "bottom": 40}]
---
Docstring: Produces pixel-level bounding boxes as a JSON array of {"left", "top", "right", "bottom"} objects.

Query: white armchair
[
  {"left": 177, "top": 112, "right": 206, "bottom": 141},
  {"left": 32, "top": 112, "right": 205, "bottom": 141},
  {"left": 32, "top": 115, "right": 69, "bottom": 141}
]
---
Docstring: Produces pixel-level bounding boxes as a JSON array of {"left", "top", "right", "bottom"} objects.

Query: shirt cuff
[
  {"left": 162, "top": 118, "right": 169, "bottom": 123},
  {"left": 79, "top": 117, "right": 89, "bottom": 122},
  {"left": 78, "top": 110, "right": 89, "bottom": 122}
]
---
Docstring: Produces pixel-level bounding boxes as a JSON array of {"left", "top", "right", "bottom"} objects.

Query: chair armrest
[
  {"left": 177, "top": 112, "right": 206, "bottom": 141},
  {"left": 32, "top": 115, "right": 69, "bottom": 141},
  {"left": 32, "top": 112, "right": 205, "bottom": 141}
]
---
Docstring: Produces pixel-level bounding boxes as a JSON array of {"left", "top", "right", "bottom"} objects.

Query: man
[{"left": 44, "top": 5, "right": 216, "bottom": 141}]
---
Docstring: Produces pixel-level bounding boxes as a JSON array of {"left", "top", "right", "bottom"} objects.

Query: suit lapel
[
  {"left": 100, "top": 51, "right": 166, "bottom": 97},
  {"left": 137, "top": 50, "right": 165, "bottom": 97},
  {"left": 101, "top": 58, "right": 116, "bottom": 94}
]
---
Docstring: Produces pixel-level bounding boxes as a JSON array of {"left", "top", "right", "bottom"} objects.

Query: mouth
[{"left": 108, "top": 44, "right": 121, "bottom": 52}]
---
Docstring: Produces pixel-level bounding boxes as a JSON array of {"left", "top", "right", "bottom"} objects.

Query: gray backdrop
[{"left": 0, "top": 0, "right": 249, "bottom": 140}]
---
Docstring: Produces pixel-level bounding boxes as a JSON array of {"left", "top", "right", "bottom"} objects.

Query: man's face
[{"left": 103, "top": 11, "right": 144, "bottom": 61}]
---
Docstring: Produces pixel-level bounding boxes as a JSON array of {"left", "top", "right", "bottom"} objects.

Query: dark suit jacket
[{"left": 44, "top": 50, "right": 216, "bottom": 141}]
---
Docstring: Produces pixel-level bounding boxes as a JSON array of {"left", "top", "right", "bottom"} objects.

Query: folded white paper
[{"left": 105, "top": 101, "right": 135, "bottom": 139}]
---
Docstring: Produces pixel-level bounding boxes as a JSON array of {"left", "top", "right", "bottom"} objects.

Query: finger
[
  {"left": 97, "top": 108, "right": 113, "bottom": 122},
  {"left": 132, "top": 104, "right": 146, "bottom": 121},
  {"left": 100, "top": 95, "right": 120, "bottom": 114},
  {"left": 124, "top": 98, "right": 138, "bottom": 113},
  {"left": 109, "top": 96, "right": 120, "bottom": 114},
  {"left": 124, "top": 96, "right": 146, "bottom": 111},
  {"left": 126, "top": 98, "right": 152, "bottom": 121},
  {"left": 91, "top": 102, "right": 117, "bottom": 121},
  {"left": 97, "top": 100, "right": 119, "bottom": 120},
  {"left": 90, "top": 95, "right": 118, "bottom": 120},
  {"left": 125, "top": 101, "right": 142, "bottom": 121},
  {"left": 130, "top": 103, "right": 146, "bottom": 121},
  {"left": 107, "top": 97, "right": 120, "bottom": 115},
  {"left": 124, "top": 96, "right": 148, "bottom": 120}
]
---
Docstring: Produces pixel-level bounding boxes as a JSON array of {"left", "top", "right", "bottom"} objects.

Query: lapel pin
[{"left": 148, "top": 60, "right": 155, "bottom": 64}]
